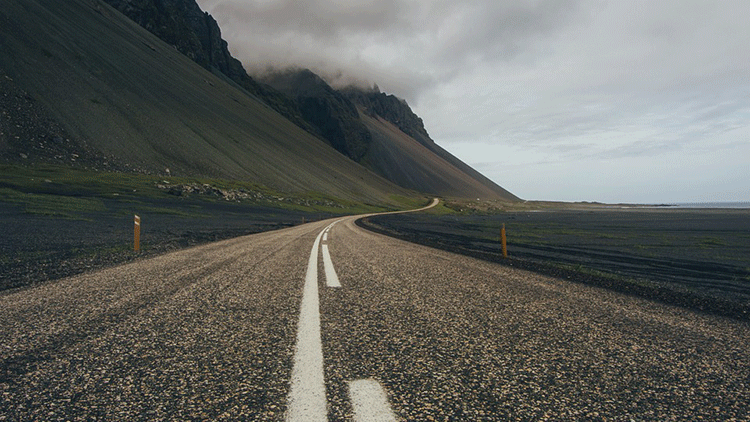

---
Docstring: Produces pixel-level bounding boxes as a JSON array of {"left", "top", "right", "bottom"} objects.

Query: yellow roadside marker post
[
  {"left": 501, "top": 223, "right": 508, "bottom": 258},
  {"left": 134, "top": 215, "right": 141, "bottom": 252}
]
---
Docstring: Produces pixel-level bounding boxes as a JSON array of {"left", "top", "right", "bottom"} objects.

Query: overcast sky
[{"left": 196, "top": 0, "right": 749, "bottom": 203}]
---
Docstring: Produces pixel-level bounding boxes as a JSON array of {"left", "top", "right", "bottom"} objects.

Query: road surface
[{"left": 1, "top": 203, "right": 748, "bottom": 420}]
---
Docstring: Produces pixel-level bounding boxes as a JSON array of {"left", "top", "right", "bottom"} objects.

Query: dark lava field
[{"left": 360, "top": 207, "right": 750, "bottom": 320}]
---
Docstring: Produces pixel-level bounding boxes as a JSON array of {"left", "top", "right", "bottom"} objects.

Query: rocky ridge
[
  {"left": 341, "top": 85, "right": 433, "bottom": 147},
  {"left": 99, "top": 0, "right": 517, "bottom": 199},
  {"left": 261, "top": 69, "right": 373, "bottom": 161}
]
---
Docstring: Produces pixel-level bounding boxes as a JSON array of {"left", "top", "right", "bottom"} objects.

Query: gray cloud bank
[
  {"left": 197, "top": 0, "right": 750, "bottom": 202},
  {"left": 197, "top": 0, "right": 587, "bottom": 96}
]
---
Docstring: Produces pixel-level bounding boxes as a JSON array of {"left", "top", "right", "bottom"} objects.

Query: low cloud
[
  {"left": 196, "top": 0, "right": 750, "bottom": 202},
  {"left": 197, "top": 0, "right": 584, "bottom": 101}
]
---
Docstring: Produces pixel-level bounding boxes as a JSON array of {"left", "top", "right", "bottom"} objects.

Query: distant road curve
[
  {"left": 382, "top": 197, "right": 440, "bottom": 214},
  {"left": 1, "top": 197, "right": 748, "bottom": 420}
]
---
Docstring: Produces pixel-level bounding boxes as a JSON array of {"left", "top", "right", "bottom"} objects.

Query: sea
[{"left": 668, "top": 202, "right": 750, "bottom": 209}]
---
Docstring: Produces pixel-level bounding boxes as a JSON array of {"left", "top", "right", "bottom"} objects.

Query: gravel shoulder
[
  {"left": 1, "top": 212, "right": 748, "bottom": 420},
  {"left": 0, "top": 221, "right": 334, "bottom": 420},
  {"left": 0, "top": 196, "right": 337, "bottom": 293}
]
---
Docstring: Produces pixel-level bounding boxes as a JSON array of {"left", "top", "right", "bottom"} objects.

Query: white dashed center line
[
  {"left": 321, "top": 244, "right": 341, "bottom": 288},
  {"left": 349, "top": 379, "right": 397, "bottom": 422},
  {"left": 286, "top": 228, "right": 327, "bottom": 421},
  {"left": 288, "top": 219, "right": 397, "bottom": 420}
]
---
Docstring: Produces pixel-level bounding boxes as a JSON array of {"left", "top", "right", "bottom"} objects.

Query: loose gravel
[
  {"left": 1, "top": 217, "right": 748, "bottom": 420},
  {"left": 1, "top": 223, "right": 327, "bottom": 420},
  {"left": 322, "top": 218, "right": 750, "bottom": 420}
]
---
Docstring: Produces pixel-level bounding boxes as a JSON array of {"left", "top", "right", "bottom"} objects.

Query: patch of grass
[
  {"left": 259, "top": 190, "right": 386, "bottom": 215},
  {"left": 0, "top": 164, "right": 164, "bottom": 199},
  {"left": 114, "top": 206, "right": 210, "bottom": 218},
  {"left": 698, "top": 236, "right": 727, "bottom": 248},
  {"left": 388, "top": 194, "right": 430, "bottom": 211},
  {"left": 422, "top": 201, "right": 460, "bottom": 216},
  {"left": 0, "top": 187, "right": 106, "bottom": 219},
  {"left": 0, "top": 164, "right": 416, "bottom": 216}
]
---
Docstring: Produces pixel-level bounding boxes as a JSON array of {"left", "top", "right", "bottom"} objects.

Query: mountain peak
[
  {"left": 340, "top": 86, "right": 433, "bottom": 146},
  {"left": 2, "top": 0, "right": 519, "bottom": 201},
  {"left": 262, "top": 69, "right": 372, "bottom": 162},
  {"left": 262, "top": 68, "right": 335, "bottom": 97}
]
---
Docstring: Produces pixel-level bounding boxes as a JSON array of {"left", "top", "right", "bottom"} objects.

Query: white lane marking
[
  {"left": 321, "top": 244, "right": 341, "bottom": 288},
  {"left": 323, "top": 232, "right": 328, "bottom": 241},
  {"left": 349, "top": 379, "right": 397, "bottom": 422},
  {"left": 287, "top": 229, "right": 327, "bottom": 422}
]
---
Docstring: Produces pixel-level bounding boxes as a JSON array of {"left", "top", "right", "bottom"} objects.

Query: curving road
[{"left": 1, "top": 201, "right": 749, "bottom": 420}]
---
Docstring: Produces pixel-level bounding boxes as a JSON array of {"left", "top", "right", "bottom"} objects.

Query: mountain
[
  {"left": 261, "top": 69, "right": 372, "bottom": 162},
  {"left": 100, "top": 0, "right": 518, "bottom": 201},
  {"left": 340, "top": 86, "right": 433, "bottom": 147},
  {"left": 265, "top": 71, "right": 518, "bottom": 200},
  {"left": 0, "top": 0, "right": 519, "bottom": 201},
  {"left": 0, "top": 0, "right": 402, "bottom": 203},
  {"left": 341, "top": 86, "right": 518, "bottom": 199},
  {"left": 101, "top": 0, "right": 317, "bottom": 135}
]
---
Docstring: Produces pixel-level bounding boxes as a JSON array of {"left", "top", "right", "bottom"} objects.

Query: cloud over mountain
[{"left": 196, "top": 0, "right": 750, "bottom": 202}]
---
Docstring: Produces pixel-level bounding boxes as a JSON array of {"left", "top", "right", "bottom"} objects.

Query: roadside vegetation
[
  {"left": 0, "top": 164, "right": 425, "bottom": 291},
  {"left": 0, "top": 164, "right": 416, "bottom": 215}
]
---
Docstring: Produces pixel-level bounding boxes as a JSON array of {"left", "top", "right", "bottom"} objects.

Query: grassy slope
[
  {"left": 0, "top": 0, "right": 410, "bottom": 205},
  {"left": 0, "top": 164, "right": 423, "bottom": 216}
]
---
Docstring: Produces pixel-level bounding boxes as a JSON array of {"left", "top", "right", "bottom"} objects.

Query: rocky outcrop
[
  {"left": 103, "top": 0, "right": 206, "bottom": 65},
  {"left": 156, "top": 181, "right": 342, "bottom": 207},
  {"left": 260, "top": 69, "right": 518, "bottom": 200},
  {"left": 263, "top": 69, "right": 372, "bottom": 161},
  {"left": 341, "top": 86, "right": 433, "bottom": 147}
]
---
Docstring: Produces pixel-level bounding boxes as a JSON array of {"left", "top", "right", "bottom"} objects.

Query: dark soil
[
  {"left": 0, "top": 196, "right": 335, "bottom": 292},
  {"left": 359, "top": 208, "right": 750, "bottom": 320}
]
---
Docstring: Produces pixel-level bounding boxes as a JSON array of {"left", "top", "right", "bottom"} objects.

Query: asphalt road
[{"left": 1, "top": 205, "right": 749, "bottom": 420}]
